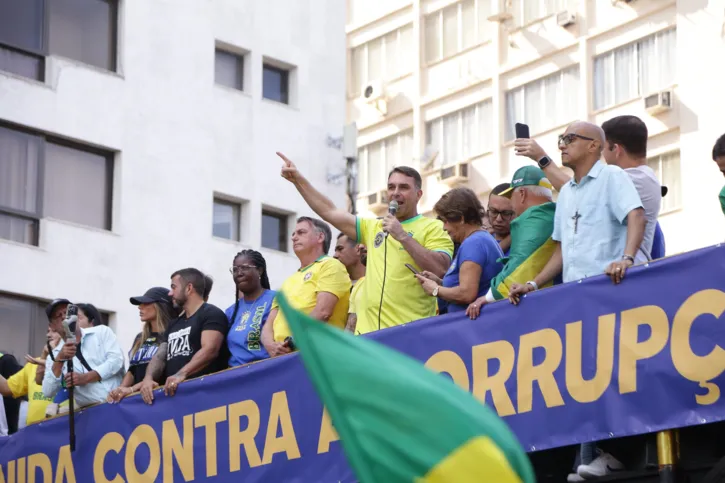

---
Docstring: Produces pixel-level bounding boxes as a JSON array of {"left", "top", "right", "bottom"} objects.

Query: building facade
[
  {"left": 347, "top": 0, "right": 725, "bottom": 253},
  {"left": 0, "top": 0, "right": 347, "bottom": 354}
]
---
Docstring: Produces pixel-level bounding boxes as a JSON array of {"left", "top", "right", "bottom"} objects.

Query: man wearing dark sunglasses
[
  {"left": 487, "top": 183, "right": 514, "bottom": 256},
  {"left": 509, "top": 120, "right": 645, "bottom": 293}
]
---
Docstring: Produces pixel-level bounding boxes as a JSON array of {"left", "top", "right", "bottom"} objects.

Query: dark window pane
[
  {"left": 0, "top": 213, "right": 38, "bottom": 245},
  {"left": 0, "top": 295, "right": 34, "bottom": 357},
  {"left": 263, "top": 65, "right": 289, "bottom": 104},
  {"left": 0, "top": 126, "right": 42, "bottom": 215},
  {"left": 213, "top": 200, "right": 240, "bottom": 240},
  {"left": 43, "top": 142, "right": 113, "bottom": 230},
  {"left": 215, "top": 50, "right": 244, "bottom": 90},
  {"left": 262, "top": 211, "right": 287, "bottom": 251},
  {"left": 0, "top": 0, "right": 44, "bottom": 52},
  {"left": 0, "top": 45, "right": 44, "bottom": 80},
  {"left": 49, "top": 0, "right": 116, "bottom": 70}
]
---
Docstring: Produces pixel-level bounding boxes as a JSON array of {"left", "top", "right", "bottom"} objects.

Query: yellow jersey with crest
[
  {"left": 354, "top": 215, "right": 453, "bottom": 335},
  {"left": 272, "top": 256, "right": 351, "bottom": 342}
]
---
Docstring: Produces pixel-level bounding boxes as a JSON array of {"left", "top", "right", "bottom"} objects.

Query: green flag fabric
[{"left": 277, "top": 292, "right": 535, "bottom": 483}]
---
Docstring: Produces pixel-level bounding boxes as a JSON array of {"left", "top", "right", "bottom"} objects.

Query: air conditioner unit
[
  {"left": 487, "top": 0, "right": 512, "bottom": 22},
  {"left": 556, "top": 10, "right": 576, "bottom": 27},
  {"left": 363, "top": 189, "right": 389, "bottom": 213},
  {"left": 361, "top": 80, "right": 388, "bottom": 115},
  {"left": 440, "top": 162, "right": 470, "bottom": 187},
  {"left": 644, "top": 89, "right": 673, "bottom": 115}
]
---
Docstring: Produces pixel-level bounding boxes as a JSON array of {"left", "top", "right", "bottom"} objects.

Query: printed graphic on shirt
[
  {"left": 129, "top": 337, "right": 159, "bottom": 366},
  {"left": 248, "top": 303, "right": 267, "bottom": 351},
  {"left": 167, "top": 327, "right": 192, "bottom": 360}
]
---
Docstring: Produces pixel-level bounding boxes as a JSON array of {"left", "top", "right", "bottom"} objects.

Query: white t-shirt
[
  {"left": 626, "top": 165, "right": 661, "bottom": 263},
  {"left": 0, "top": 395, "right": 7, "bottom": 436}
]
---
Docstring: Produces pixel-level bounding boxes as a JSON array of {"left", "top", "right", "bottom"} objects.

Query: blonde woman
[{"left": 107, "top": 287, "right": 177, "bottom": 403}]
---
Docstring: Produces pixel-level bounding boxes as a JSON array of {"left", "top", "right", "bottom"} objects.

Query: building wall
[
  {"left": 0, "top": 0, "right": 347, "bottom": 353},
  {"left": 346, "top": 0, "right": 725, "bottom": 256}
]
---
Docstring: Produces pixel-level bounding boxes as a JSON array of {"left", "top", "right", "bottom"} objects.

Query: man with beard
[{"left": 138, "top": 268, "right": 228, "bottom": 404}]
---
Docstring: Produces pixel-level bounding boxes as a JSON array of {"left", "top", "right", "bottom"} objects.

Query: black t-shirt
[
  {"left": 0, "top": 353, "right": 22, "bottom": 434},
  {"left": 127, "top": 332, "right": 160, "bottom": 385},
  {"left": 163, "top": 303, "right": 228, "bottom": 379}
]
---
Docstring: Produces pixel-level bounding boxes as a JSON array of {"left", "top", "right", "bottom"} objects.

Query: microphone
[{"left": 384, "top": 200, "right": 399, "bottom": 237}]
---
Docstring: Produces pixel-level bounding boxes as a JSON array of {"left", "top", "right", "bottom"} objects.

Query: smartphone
[
  {"left": 404, "top": 263, "right": 420, "bottom": 275},
  {"left": 515, "top": 122, "right": 530, "bottom": 139}
]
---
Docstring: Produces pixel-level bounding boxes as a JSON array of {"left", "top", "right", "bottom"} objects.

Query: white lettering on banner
[{"left": 167, "top": 327, "right": 192, "bottom": 359}]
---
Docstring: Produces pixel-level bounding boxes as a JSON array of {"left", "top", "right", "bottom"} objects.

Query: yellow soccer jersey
[
  {"left": 7, "top": 362, "right": 53, "bottom": 425},
  {"left": 349, "top": 277, "right": 365, "bottom": 315},
  {"left": 272, "top": 256, "right": 351, "bottom": 342},
  {"left": 354, "top": 215, "right": 453, "bottom": 335}
]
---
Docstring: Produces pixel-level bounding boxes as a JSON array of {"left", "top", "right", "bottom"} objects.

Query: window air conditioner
[
  {"left": 556, "top": 10, "right": 576, "bottom": 27},
  {"left": 361, "top": 80, "right": 388, "bottom": 115},
  {"left": 488, "top": 0, "right": 513, "bottom": 22},
  {"left": 644, "top": 89, "right": 673, "bottom": 116},
  {"left": 440, "top": 162, "right": 470, "bottom": 187}
]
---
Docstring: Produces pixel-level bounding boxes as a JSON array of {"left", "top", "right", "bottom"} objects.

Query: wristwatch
[
  {"left": 621, "top": 255, "right": 635, "bottom": 264},
  {"left": 432, "top": 285, "right": 440, "bottom": 297},
  {"left": 525, "top": 280, "right": 539, "bottom": 291},
  {"left": 537, "top": 156, "right": 552, "bottom": 169}
]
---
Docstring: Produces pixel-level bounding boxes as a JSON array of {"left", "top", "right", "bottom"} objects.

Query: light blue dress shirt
[
  {"left": 43, "top": 326, "right": 125, "bottom": 407},
  {"left": 552, "top": 160, "right": 643, "bottom": 283}
]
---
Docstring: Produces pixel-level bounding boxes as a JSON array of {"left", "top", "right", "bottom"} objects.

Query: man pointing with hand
[{"left": 277, "top": 153, "right": 453, "bottom": 334}]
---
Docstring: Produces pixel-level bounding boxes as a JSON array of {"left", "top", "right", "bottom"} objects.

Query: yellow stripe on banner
[{"left": 418, "top": 436, "right": 523, "bottom": 483}]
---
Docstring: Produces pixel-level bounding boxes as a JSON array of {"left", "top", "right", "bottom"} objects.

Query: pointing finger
[{"left": 276, "top": 152, "right": 292, "bottom": 166}]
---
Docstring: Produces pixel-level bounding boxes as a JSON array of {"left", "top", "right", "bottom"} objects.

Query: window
[
  {"left": 350, "top": 24, "right": 413, "bottom": 96},
  {"left": 263, "top": 64, "right": 290, "bottom": 104},
  {"left": 0, "top": 0, "right": 117, "bottom": 80},
  {"left": 424, "top": 0, "right": 492, "bottom": 64},
  {"left": 213, "top": 199, "right": 241, "bottom": 241},
  {"left": 426, "top": 100, "right": 493, "bottom": 167},
  {"left": 0, "top": 123, "right": 114, "bottom": 245},
  {"left": 215, "top": 48, "right": 244, "bottom": 91},
  {"left": 357, "top": 131, "right": 413, "bottom": 193},
  {"left": 505, "top": 66, "right": 580, "bottom": 140},
  {"left": 510, "top": 0, "right": 568, "bottom": 26},
  {"left": 593, "top": 29, "right": 676, "bottom": 111},
  {"left": 262, "top": 210, "right": 288, "bottom": 252},
  {"left": 647, "top": 151, "right": 681, "bottom": 213},
  {"left": 0, "top": 293, "right": 50, "bottom": 359}
]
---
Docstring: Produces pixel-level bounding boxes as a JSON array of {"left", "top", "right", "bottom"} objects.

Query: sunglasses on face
[
  {"left": 488, "top": 209, "right": 515, "bottom": 221},
  {"left": 558, "top": 133, "right": 595, "bottom": 147}
]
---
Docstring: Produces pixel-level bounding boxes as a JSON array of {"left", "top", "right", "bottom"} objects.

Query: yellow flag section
[{"left": 278, "top": 291, "right": 534, "bottom": 483}]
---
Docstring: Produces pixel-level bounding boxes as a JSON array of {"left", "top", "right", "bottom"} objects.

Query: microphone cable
[{"left": 377, "top": 200, "right": 398, "bottom": 331}]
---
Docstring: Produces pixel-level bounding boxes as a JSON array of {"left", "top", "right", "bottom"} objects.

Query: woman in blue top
[
  {"left": 417, "top": 188, "right": 504, "bottom": 313},
  {"left": 226, "top": 249, "right": 275, "bottom": 367}
]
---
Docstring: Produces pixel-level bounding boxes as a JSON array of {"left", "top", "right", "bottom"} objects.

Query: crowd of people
[{"left": 1, "top": 115, "right": 724, "bottom": 481}]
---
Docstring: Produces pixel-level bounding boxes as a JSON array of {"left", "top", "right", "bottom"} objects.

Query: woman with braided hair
[{"left": 225, "top": 250, "right": 275, "bottom": 367}]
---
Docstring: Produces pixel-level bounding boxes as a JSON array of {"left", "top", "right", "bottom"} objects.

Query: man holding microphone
[{"left": 277, "top": 152, "right": 453, "bottom": 334}]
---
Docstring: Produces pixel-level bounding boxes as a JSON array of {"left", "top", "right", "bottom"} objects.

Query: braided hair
[{"left": 230, "top": 249, "right": 271, "bottom": 325}]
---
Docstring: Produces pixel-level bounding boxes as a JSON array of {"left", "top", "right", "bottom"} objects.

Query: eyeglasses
[
  {"left": 229, "top": 265, "right": 257, "bottom": 274},
  {"left": 488, "top": 208, "right": 515, "bottom": 221},
  {"left": 558, "top": 133, "right": 595, "bottom": 147}
]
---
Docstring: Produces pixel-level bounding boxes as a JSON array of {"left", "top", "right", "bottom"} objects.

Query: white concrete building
[
  {"left": 347, "top": 0, "right": 725, "bottom": 252},
  {"left": 0, "top": 0, "right": 347, "bottom": 355}
]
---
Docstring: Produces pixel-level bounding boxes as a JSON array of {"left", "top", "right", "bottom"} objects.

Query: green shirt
[{"left": 720, "top": 185, "right": 725, "bottom": 216}]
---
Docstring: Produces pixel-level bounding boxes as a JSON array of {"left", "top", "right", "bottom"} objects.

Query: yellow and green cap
[{"left": 499, "top": 166, "right": 553, "bottom": 198}]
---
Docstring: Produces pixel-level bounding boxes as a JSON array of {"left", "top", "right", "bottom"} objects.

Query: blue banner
[{"left": 2, "top": 245, "right": 725, "bottom": 482}]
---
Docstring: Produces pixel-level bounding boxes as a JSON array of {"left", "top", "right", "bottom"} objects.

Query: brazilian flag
[{"left": 277, "top": 292, "right": 535, "bottom": 483}]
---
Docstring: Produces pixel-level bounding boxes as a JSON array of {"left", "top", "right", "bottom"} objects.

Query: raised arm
[
  {"left": 514, "top": 138, "right": 571, "bottom": 192},
  {"left": 278, "top": 152, "right": 357, "bottom": 239}
]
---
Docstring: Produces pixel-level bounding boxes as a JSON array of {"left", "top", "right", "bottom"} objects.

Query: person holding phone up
[{"left": 415, "top": 188, "right": 503, "bottom": 313}]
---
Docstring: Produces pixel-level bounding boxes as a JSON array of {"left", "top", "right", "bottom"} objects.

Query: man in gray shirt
[{"left": 601, "top": 116, "right": 661, "bottom": 263}]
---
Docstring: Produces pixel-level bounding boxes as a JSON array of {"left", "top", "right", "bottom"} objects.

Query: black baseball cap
[
  {"left": 45, "top": 299, "right": 71, "bottom": 319},
  {"left": 130, "top": 287, "right": 173, "bottom": 306}
]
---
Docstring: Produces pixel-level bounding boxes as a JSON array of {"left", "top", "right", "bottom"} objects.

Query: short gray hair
[
  {"left": 297, "top": 216, "right": 332, "bottom": 253},
  {"left": 521, "top": 185, "right": 553, "bottom": 200}
]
